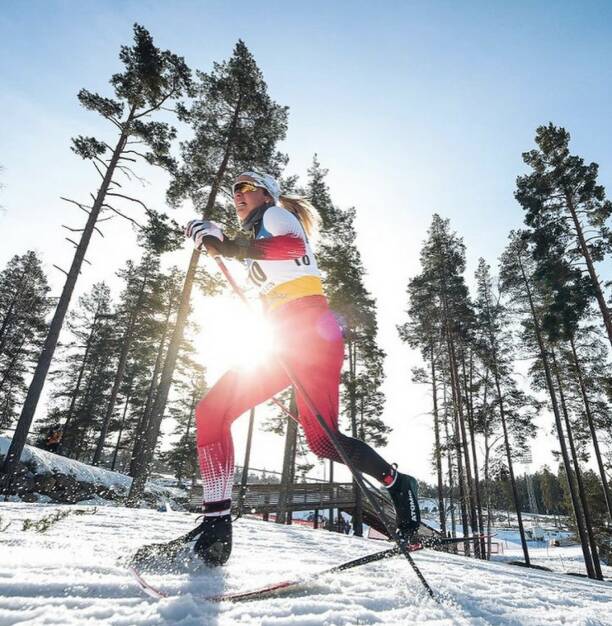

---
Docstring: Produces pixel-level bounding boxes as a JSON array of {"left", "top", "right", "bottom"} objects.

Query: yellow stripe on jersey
[{"left": 263, "top": 275, "right": 324, "bottom": 310}]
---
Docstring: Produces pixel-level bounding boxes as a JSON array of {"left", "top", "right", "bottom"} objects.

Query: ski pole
[{"left": 210, "top": 254, "right": 437, "bottom": 601}]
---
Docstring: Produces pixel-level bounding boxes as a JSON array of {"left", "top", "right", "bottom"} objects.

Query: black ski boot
[
  {"left": 193, "top": 514, "right": 232, "bottom": 566},
  {"left": 386, "top": 470, "right": 421, "bottom": 545},
  {"left": 129, "top": 514, "right": 232, "bottom": 570}
]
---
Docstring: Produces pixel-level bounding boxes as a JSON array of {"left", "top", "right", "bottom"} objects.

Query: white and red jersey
[{"left": 240, "top": 205, "right": 323, "bottom": 310}]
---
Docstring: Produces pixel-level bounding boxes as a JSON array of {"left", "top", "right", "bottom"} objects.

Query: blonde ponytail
[{"left": 278, "top": 195, "right": 321, "bottom": 240}]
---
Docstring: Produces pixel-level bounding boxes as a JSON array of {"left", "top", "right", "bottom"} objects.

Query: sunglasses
[{"left": 233, "top": 182, "right": 261, "bottom": 195}]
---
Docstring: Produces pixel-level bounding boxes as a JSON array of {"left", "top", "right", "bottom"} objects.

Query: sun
[{"left": 193, "top": 293, "right": 277, "bottom": 380}]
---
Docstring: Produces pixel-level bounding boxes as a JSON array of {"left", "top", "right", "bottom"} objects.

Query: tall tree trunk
[
  {"left": 481, "top": 374, "right": 494, "bottom": 560},
  {"left": 463, "top": 349, "right": 486, "bottom": 558},
  {"left": 348, "top": 337, "right": 363, "bottom": 537},
  {"left": 568, "top": 335, "right": 612, "bottom": 520},
  {"left": 93, "top": 270, "right": 149, "bottom": 465},
  {"left": 110, "top": 373, "right": 135, "bottom": 471},
  {"left": 443, "top": 381, "right": 457, "bottom": 539},
  {"left": 62, "top": 348, "right": 100, "bottom": 459},
  {"left": 237, "top": 408, "right": 255, "bottom": 517},
  {"left": 481, "top": 279, "right": 530, "bottom": 565},
  {"left": 489, "top": 353, "right": 530, "bottom": 564},
  {"left": 62, "top": 309, "right": 101, "bottom": 441},
  {"left": 451, "top": 395, "right": 470, "bottom": 552},
  {"left": 328, "top": 460, "right": 334, "bottom": 529},
  {"left": 551, "top": 350, "right": 603, "bottom": 580},
  {"left": 176, "top": 391, "right": 197, "bottom": 485},
  {"left": 430, "top": 344, "right": 446, "bottom": 535},
  {"left": 277, "top": 391, "right": 297, "bottom": 524},
  {"left": 445, "top": 329, "right": 476, "bottom": 555},
  {"left": 1, "top": 111, "right": 135, "bottom": 489},
  {"left": 515, "top": 247, "right": 596, "bottom": 578},
  {"left": 565, "top": 192, "right": 612, "bottom": 348}
]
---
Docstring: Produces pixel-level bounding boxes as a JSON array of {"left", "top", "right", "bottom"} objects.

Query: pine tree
[
  {"left": 401, "top": 215, "right": 480, "bottom": 554},
  {"left": 399, "top": 265, "right": 447, "bottom": 536},
  {"left": 519, "top": 202, "right": 612, "bottom": 524},
  {"left": 91, "top": 253, "right": 161, "bottom": 465},
  {"left": 474, "top": 257, "right": 535, "bottom": 564},
  {"left": 42, "top": 283, "right": 115, "bottom": 458},
  {"left": 518, "top": 151, "right": 609, "bottom": 572},
  {"left": 500, "top": 231, "right": 599, "bottom": 578},
  {"left": 1, "top": 25, "right": 191, "bottom": 489},
  {"left": 0, "top": 252, "right": 50, "bottom": 429},
  {"left": 516, "top": 123, "right": 612, "bottom": 347},
  {"left": 128, "top": 40, "right": 288, "bottom": 500}
]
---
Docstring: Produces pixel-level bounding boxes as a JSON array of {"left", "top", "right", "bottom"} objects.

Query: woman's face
[{"left": 233, "top": 177, "right": 269, "bottom": 222}]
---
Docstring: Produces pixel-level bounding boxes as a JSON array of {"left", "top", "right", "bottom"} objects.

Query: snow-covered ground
[
  {"left": 0, "top": 436, "right": 187, "bottom": 505},
  {"left": 0, "top": 503, "right": 610, "bottom": 625}
]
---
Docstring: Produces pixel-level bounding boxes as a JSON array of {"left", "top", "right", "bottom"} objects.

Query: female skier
[{"left": 136, "top": 172, "right": 420, "bottom": 568}]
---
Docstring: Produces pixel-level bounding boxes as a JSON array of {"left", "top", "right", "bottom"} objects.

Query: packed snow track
[{"left": 0, "top": 504, "right": 610, "bottom": 625}]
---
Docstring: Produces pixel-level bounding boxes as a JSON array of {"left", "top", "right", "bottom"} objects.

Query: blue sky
[{"left": 1, "top": 1, "right": 612, "bottom": 480}]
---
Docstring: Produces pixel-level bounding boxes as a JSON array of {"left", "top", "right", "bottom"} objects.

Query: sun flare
[{"left": 194, "top": 294, "right": 277, "bottom": 378}]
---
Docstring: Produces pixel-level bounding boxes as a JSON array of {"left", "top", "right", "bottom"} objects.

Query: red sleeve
[{"left": 245, "top": 234, "right": 306, "bottom": 260}]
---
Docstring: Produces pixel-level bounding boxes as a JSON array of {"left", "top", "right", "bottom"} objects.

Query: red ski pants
[{"left": 195, "top": 296, "right": 345, "bottom": 509}]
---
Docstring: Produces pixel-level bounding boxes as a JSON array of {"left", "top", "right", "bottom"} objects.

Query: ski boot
[
  {"left": 129, "top": 514, "right": 232, "bottom": 571},
  {"left": 193, "top": 514, "right": 232, "bottom": 566},
  {"left": 386, "top": 468, "right": 421, "bottom": 546}
]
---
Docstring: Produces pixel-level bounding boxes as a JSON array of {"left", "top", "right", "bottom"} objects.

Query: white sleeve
[{"left": 261, "top": 205, "right": 304, "bottom": 238}]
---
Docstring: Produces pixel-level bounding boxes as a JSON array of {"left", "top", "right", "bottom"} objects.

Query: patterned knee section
[{"left": 197, "top": 436, "right": 234, "bottom": 515}]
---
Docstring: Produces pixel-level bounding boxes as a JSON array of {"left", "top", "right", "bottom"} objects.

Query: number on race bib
[
  {"left": 294, "top": 255, "right": 311, "bottom": 267},
  {"left": 249, "top": 261, "right": 267, "bottom": 286}
]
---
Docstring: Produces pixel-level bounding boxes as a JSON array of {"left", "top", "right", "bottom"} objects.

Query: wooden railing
[{"left": 188, "top": 480, "right": 436, "bottom": 537}]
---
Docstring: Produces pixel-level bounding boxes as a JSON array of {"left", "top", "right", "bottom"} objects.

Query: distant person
[
  {"left": 132, "top": 171, "right": 420, "bottom": 568},
  {"left": 44, "top": 424, "right": 62, "bottom": 454}
]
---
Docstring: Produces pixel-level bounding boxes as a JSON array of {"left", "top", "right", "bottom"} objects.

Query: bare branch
[
  {"left": 117, "top": 155, "right": 137, "bottom": 163},
  {"left": 62, "top": 223, "right": 104, "bottom": 238},
  {"left": 92, "top": 161, "right": 106, "bottom": 180},
  {"left": 102, "top": 203, "right": 144, "bottom": 229},
  {"left": 102, "top": 114, "right": 123, "bottom": 131},
  {"left": 117, "top": 165, "right": 148, "bottom": 187},
  {"left": 118, "top": 165, "right": 133, "bottom": 182},
  {"left": 53, "top": 265, "right": 69, "bottom": 277},
  {"left": 94, "top": 155, "right": 109, "bottom": 170},
  {"left": 106, "top": 192, "right": 151, "bottom": 214},
  {"left": 122, "top": 150, "right": 148, "bottom": 159},
  {"left": 60, "top": 196, "right": 92, "bottom": 215}
]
